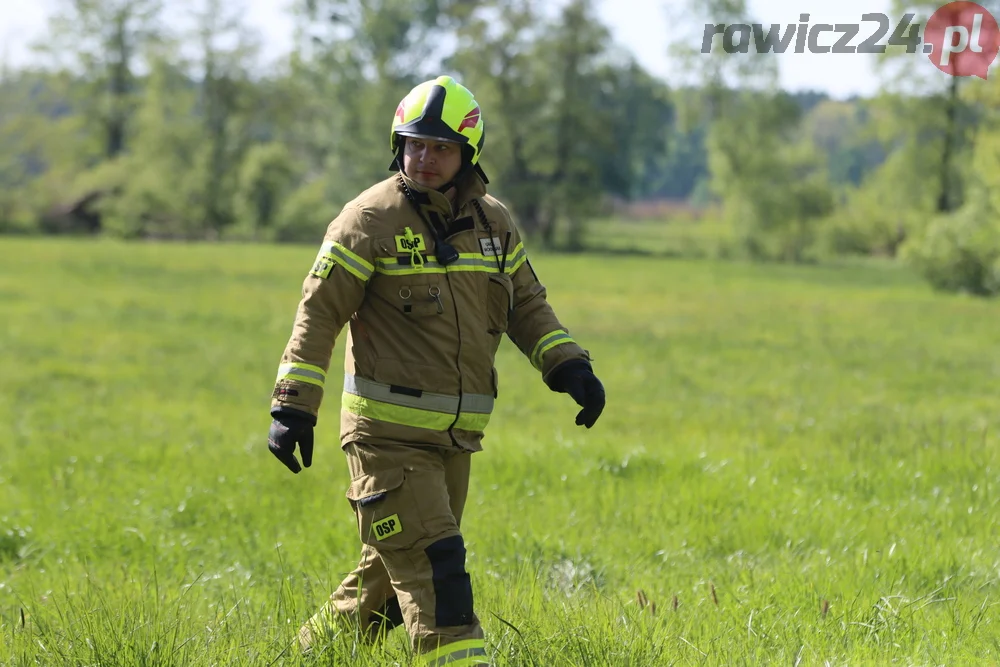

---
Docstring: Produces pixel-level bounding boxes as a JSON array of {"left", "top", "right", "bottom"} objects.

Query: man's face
[{"left": 402, "top": 137, "right": 463, "bottom": 190}]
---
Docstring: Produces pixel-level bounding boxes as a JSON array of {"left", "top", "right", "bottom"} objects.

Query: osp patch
[
  {"left": 310, "top": 242, "right": 338, "bottom": 279},
  {"left": 395, "top": 232, "right": 425, "bottom": 254},
  {"left": 372, "top": 514, "right": 402, "bottom": 541}
]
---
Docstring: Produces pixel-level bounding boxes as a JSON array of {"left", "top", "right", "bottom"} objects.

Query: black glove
[
  {"left": 546, "top": 360, "right": 606, "bottom": 429},
  {"left": 268, "top": 407, "right": 316, "bottom": 474}
]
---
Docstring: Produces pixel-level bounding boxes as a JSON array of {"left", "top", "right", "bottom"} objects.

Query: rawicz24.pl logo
[{"left": 701, "top": 1, "right": 1000, "bottom": 79}]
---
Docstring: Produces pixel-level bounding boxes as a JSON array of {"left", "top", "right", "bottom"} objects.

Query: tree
[
  {"left": 902, "top": 57, "right": 1000, "bottom": 295},
  {"left": 449, "top": 0, "right": 666, "bottom": 249},
  {"left": 290, "top": 0, "right": 480, "bottom": 206},
  {"left": 706, "top": 90, "right": 834, "bottom": 261},
  {"left": 447, "top": 0, "right": 551, "bottom": 240},
  {"left": 667, "top": 0, "right": 833, "bottom": 262},
  {"left": 232, "top": 142, "right": 299, "bottom": 239},
  {"left": 590, "top": 61, "right": 674, "bottom": 202},
  {"left": 187, "top": 0, "right": 263, "bottom": 235},
  {"left": 877, "top": 0, "right": 1000, "bottom": 215},
  {"left": 35, "top": 0, "right": 164, "bottom": 160},
  {"left": 801, "top": 98, "right": 886, "bottom": 187},
  {"left": 93, "top": 55, "right": 202, "bottom": 238}
]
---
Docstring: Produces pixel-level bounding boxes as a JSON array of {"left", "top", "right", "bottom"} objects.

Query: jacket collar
[{"left": 397, "top": 169, "right": 487, "bottom": 218}]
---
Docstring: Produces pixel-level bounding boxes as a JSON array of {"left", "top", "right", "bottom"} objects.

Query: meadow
[{"left": 1, "top": 236, "right": 998, "bottom": 666}]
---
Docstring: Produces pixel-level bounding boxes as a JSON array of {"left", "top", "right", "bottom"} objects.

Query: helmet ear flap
[
  {"left": 474, "top": 163, "right": 490, "bottom": 184},
  {"left": 460, "top": 144, "right": 474, "bottom": 165},
  {"left": 460, "top": 144, "right": 489, "bottom": 183},
  {"left": 388, "top": 136, "right": 405, "bottom": 171}
]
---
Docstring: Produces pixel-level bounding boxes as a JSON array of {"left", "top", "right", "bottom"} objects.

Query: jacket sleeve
[
  {"left": 270, "top": 205, "right": 375, "bottom": 419},
  {"left": 498, "top": 204, "right": 591, "bottom": 384}
]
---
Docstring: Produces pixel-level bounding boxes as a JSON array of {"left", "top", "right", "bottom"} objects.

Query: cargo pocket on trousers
[
  {"left": 486, "top": 273, "right": 514, "bottom": 335},
  {"left": 346, "top": 467, "right": 421, "bottom": 550}
]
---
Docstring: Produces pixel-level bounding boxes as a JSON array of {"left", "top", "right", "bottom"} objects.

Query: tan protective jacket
[{"left": 270, "top": 170, "right": 590, "bottom": 452}]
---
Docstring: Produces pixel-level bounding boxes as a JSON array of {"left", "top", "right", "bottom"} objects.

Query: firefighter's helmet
[{"left": 390, "top": 76, "right": 486, "bottom": 178}]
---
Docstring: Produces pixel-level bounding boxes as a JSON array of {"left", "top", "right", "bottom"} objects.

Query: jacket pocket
[
  {"left": 346, "top": 467, "right": 420, "bottom": 550},
  {"left": 369, "top": 272, "right": 445, "bottom": 318},
  {"left": 397, "top": 283, "right": 445, "bottom": 317},
  {"left": 486, "top": 273, "right": 514, "bottom": 335}
]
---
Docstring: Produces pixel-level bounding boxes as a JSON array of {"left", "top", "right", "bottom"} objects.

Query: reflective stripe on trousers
[
  {"left": 420, "top": 638, "right": 488, "bottom": 666},
  {"left": 342, "top": 374, "right": 494, "bottom": 431}
]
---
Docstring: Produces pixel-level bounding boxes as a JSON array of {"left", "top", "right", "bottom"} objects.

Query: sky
[{"left": 0, "top": 0, "right": 897, "bottom": 100}]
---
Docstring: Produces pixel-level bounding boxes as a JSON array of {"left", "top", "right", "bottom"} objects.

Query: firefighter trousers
[{"left": 300, "top": 442, "right": 487, "bottom": 666}]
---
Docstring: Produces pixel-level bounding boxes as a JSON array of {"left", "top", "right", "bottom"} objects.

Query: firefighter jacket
[{"left": 269, "top": 169, "right": 591, "bottom": 452}]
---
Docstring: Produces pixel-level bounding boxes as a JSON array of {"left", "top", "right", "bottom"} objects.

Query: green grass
[
  {"left": 1, "top": 236, "right": 999, "bottom": 665},
  {"left": 581, "top": 216, "right": 737, "bottom": 259}
]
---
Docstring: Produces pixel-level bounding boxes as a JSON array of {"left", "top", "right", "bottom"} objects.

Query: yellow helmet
[{"left": 390, "top": 76, "right": 487, "bottom": 181}]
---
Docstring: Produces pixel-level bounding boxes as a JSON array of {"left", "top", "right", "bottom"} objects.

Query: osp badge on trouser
[{"left": 302, "top": 445, "right": 489, "bottom": 666}]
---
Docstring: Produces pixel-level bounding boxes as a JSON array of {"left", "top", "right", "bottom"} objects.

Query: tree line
[{"left": 2, "top": 0, "right": 1000, "bottom": 296}]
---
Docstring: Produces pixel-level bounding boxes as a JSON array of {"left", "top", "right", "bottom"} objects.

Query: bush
[
  {"left": 100, "top": 161, "right": 195, "bottom": 239},
  {"left": 819, "top": 209, "right": 910, "bottom": 258},
  {"left": 272, "top": 179, "right": 337, "bottom": 243},
  {"left": 231, "top": 143, "right": 298, "bottom": 240},
  {"left": 816, "top": 183, "right": 919, "bottom": 259},
  {"left": 902, "top": 200, "right": 1000, "bottom": 296}
]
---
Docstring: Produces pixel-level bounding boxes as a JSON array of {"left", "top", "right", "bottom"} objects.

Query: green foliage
[
  {"left": 819, "top": 204, "right": 906, "bottom": 260},
  {"left": 815, "top": 150, "right": 937, "bottom": 259},
  {"left": 272, "top": 179, "right": 336, "bottom": 243},
  {"left": 231, "top": 143, "right": 299, "bottom": 240},
  {"left": 706, "top": 91, "right": 835, "bottom": 262},
  {"left": 896, "top": 74, "right": 1000, "bottom": 297},
  {"left": 801, "top": 99, "right": 886, "bottom": 187},
  {"left": 448, "top": 0, "right": 672, "bottom": 249},
  {"left": 668, "top": 1, "right": 841, "bottom": 264},
  {"left": 94, "top": 58, "right": 202, "bottom": 238},
  {"left": 36, "top": 0, "right": 165, "bottom": 159},
  {"left": 902, "top": 196, "right": 1000, "bottom": 297},
  {"left": 5, "top": 0, "right": 1000, "bottom": 299}
]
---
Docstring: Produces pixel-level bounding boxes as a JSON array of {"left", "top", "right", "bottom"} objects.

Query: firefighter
[{"left": 266, "top": 75, "right": 606, "bottom": 665}]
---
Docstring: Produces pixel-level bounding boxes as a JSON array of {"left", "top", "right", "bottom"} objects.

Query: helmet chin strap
[{"left": 434, "top": 162, "right": 473, "bottom": 195}]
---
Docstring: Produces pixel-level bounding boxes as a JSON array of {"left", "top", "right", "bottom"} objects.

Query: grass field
[{"left": 1, "top": 236, "right": 999, "bottom": 666}]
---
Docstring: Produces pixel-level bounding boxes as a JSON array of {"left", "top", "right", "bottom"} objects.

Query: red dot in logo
[{"left": 925, "top": 1, "right": 1000, "bottom": 78}]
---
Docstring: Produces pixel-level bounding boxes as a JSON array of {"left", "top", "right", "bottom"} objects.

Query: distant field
[
  {"left": 1, "top": 236, "right": 998, "bottom": 665},
  {"left": 582, "top": 216, "right": 737, "bottom": 258}
]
